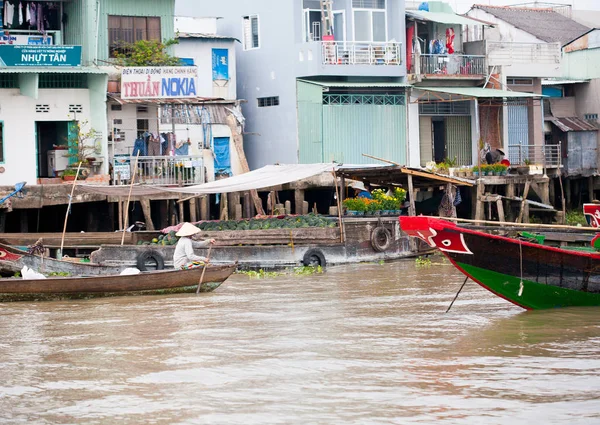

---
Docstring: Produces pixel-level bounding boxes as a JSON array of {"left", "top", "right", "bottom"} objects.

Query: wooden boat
[
  {"left": 399, "top": 215, "right": 600, "bottom": 310},
  {"left": 0, "top": 242, "right": 124, "bottom": 276},
  {"left": 0, "top": 264, "right": 236, "bottom": 299}
]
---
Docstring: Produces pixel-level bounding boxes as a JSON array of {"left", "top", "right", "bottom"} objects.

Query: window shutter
[
  {"left": 134, "top": 17, "right": 148, "bottom": 43},
  {"left": 251, "top": 16, "right": 259, "bottom": 48},
  {"left": 147, "top": 17, "right": 161, "bottom": 41},
  {"left": 108, "top": 16, "right": 121, "bottom": 53}
]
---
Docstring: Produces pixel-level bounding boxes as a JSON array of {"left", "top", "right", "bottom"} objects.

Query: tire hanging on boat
[
  {"left": 371, "top": 226, "right": 392, "bottom": 252},
  {"left": 302, "top": 248, "right": 326, "bottom": 268},
  {"left": 136, "top": 250, "right": 165, "bottom": 271}
]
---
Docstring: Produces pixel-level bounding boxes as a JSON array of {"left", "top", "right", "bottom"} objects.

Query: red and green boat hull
[{"left": 400, "top": 216, "right": 600, "bottom": 310}]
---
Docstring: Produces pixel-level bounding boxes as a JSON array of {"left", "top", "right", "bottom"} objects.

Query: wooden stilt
[
  {"left": 178, "top": 195, "right": 185, "bottom": 223},
  {"left": 496, "top": 198, "right": 505, "bottom": 223},
  {"left": 506, "top": 182, "right": 516, "bottom": 222},
  {"left": 565, "top": 177, "right": 571, "bottom": 209},
  {"left": 235, "top": 204, "right": 243, "bottom": 220},
  {"left": 589, "top": 176, "right": 595, "bottom": 202},
  {"left": 517, "top": 180, "right": 531, "bottom": 224},
  {"left": 523, "top": 202, "right": 530, "bottom": 224},
  {"left": 243, "top": 192, "right": 252, "bottom": 218},
  {"left": 189, "top": 198, "right": 198, "bottom": 222},
  {"left": 140, "top": 198, "right": 155, "bottom": 231},
  {"left": 407, "top": 174, "right": 416, "bottom": 217},
  {"left": 294, "top": 189, "right": 305, "bottom": 215},
  {"left": 475, "top": 180, "right": 485, "bottom": 221},
  {"left": 200, "top": 196, "right": 210, "bottom": 220}
]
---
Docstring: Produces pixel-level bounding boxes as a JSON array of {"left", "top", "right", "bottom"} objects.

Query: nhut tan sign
[{"left": 121, "top": 66, "right": 199, "bottom": 100}]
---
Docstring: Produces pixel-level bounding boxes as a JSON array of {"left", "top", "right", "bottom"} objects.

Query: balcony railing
[
  {"left": 321, "top": 41, "right": 402, "bottom": 65},
  {"left": 487, "top": 41, "right": 561, "bottom": 66},
  {"left": 112, "top": 155, "right": 205, "bottom": 186},
  {"left": 418, "top": 54, "right": 486, "bottom": 76},
  {"left": 508, "top": 143, "right": 562, "bottom": 168}
]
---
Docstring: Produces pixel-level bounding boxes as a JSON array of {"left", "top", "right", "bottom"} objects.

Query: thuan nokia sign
[{"left": 121, "top": 66, "right": 199, "bottom": 100}]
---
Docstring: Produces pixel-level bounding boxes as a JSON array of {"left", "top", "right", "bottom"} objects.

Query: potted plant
[
  {"left": 343, "top": 198, "right": 367, "bottom": 216},
  {"left": 365, "top": 199, "right": 382, "bottom": 216},
  {"left": 495, "top": 163, "right": 508, "bottom": 176},
  {"left": 472, "top": 165, "right": 480, "bottom": 177},
  {"left": 65, "top": 120, "right": 102, "bottom": 179},
  {"left": 61, "top": 168, "right": 80, "bottom": 181}
]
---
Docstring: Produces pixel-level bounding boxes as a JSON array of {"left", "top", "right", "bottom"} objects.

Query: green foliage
[
  {"left": 47, "top": 272, "right": 71, "bottom": 277},
  {"left": 62, "top": 168, "right": 79, "bottom": 177},
  {"left": 415, "top": 256, "right": 432, "bottom": 267},
  {"left": 237, "top": 269, "right": 284, "bottom": 279},
  {"left": 293, "top": 265, "right": 323, "bottom": 275},
  {"left": 66, "top": 120, "right": 100, "bottom": 165},
  {"left": 114, "top": 38, "right": 181, "bottom": 67},
  {"left": 343, "top": 197, "right": 368, "bottom": 212},
  {"left": 524, "top": 158, "right": 532, "bottom": 166},
  {"left": 566, "top": 210, "right": 587, "bottom": 226}
]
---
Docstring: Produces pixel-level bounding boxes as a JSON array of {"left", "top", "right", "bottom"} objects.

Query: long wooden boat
[
  {"left": 0, "top": 264, "right": 236, "bottom": 298},
  {"left": 399, "top": 216, "right": 600, "bottom": 310}
]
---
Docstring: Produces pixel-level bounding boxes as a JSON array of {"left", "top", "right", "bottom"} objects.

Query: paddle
[{"left": 196, "top": 245, "right": 213, "bottom": 294}]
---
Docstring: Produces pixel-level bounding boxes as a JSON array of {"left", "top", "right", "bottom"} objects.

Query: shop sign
[
  {"left": 121, "top": 66, "right": 199, "bottom": 100},
  {"left": 0, "top": 45, "right": 81, "bottom": 66},
  {"left": 212, "top": 49, "right": 228, "bottom": 81},
  {"left": 0, "top": 34, "right": 53, "bottom": 46},
  {"left": 113, "top": 155, "right": 131, "bottom": 181}
]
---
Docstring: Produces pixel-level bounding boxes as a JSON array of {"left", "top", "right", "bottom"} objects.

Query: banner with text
[
  {"left": 121, "top": 66, "right": 199, "bottom": 100},
  {"left": 0, "top": 45, "right": 81, "bottom": 66}
]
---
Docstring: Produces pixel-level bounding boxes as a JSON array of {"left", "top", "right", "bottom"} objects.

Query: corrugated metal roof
[
  {"left": 0, "top": 66, "right": 108, "bottom": 74},
  {"left": 471, "top": 5, "right": 590, "bottom": 45},
  {"left": 549, "top": 117, "right": 598, "bottom": 132},
  {"left": 177, "top": 33, "right": 239, "bottom": 42},
  {"left": 299, "top": 80, "right": 411, "bottom": 88},
  {"left": 542, "top": 78, "right": 589, "bottom": 85},
  {"left": 107, "top": 94, "right": 228, "bottom": 105},
  {"left": 416, "top": 86, "right": 543, "bottom": 98},
  {"left": 406, "top": 10, "right": 488, "bottom": 26}
]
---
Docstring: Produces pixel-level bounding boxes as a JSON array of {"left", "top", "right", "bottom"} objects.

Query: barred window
[
  {"left": 584, "top": 113, "right": 598, "bottom": 122},
  {"left": 323, "top": 94, "right": 405, "bottom": 105},
  {"left": 109, "top": 16, "right": 161, "bottom": 58},
  {"left": 352, "top": 0, "right": 385, "bottom": 9},
  {"left": 242, "top": 15, "right": 260, "bottom": 50},
  {"left": 39, "top": 74, "right": 88, "bottom": 89},
  {"left": 0, "top": 74, "right": 18, "bottom": 89},
  {"left": 258, "top": 96, "right": 279, "bottom": 107}
]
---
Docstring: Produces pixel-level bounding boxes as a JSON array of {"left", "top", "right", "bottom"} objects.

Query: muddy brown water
[{"left": 1, "top": 258, "right": 599, "bottom": 424}]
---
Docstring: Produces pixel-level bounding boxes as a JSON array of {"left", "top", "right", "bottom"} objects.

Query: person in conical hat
[
  {"left": 350, "top": 181, "right": 373, "bottom": 199},
  {"left": 173, "top": 223, "right": 215, "bottom": 269}
]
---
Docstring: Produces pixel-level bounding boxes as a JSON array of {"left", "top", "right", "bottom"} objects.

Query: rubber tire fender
[
  {"left": 136, "top": 250, "right": 165, "bottom": 271},
  {"left": 371, "top": 226, "right": 392, "bottom": 252},
  {"left": 302, "top": 248, "right": 326, "bottom": 268}
]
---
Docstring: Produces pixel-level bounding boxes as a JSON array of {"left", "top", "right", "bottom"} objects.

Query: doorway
[
  {"left": 36, "top": 121, "right": 75, "bottom": 178},
  {"left": 432, "top": 118, "right": 446, "bottom": 163}
]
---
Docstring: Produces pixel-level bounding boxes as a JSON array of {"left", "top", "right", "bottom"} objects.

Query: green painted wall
[
  {"left": 63, "top": 0, "right": 95, "bottom": 65},
  {"left": 563, "top": 49, "right": 600, "bottom": 80},
  {"left": 96, "top": 0, "right": 176, "bottom": 62},
  {"left": 298, "top": 81, "right": 324, "bottom": 164}
]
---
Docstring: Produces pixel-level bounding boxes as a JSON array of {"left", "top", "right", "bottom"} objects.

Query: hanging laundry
[
  {"left": 18, "top": 1, "right": 23, "bottom": 26},
  {"left": 4, "top": 1, "right": 15, "bottom": 29},
  {"left": 25, "top": 2, "right": 31, "bottom": 25},
  {"left": 29, "top": 2, "right": 36, "bottom": 27},
  {"left": 446, "top": 28, "right": 455, "bottom": 54}
]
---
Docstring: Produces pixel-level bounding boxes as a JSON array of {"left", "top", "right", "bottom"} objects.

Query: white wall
[
  {"left": 174, "top": 39, "right": 237, "bottom": 100},
  {"left": 407, "top": 95, "right": 421, "bottom": 167},
  {"left": 0, "top": 88, "right": 93, "bottom": 185},
  {"left": 107, "top": 103, "right": 159, "bottom": 156}
]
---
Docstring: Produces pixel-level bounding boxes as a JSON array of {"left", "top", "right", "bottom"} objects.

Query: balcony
[
  {"left": 112, "top": 155, "right": 205, "bottom": 186},
  {"left": 508, "top": 143, "right": 562, "bottom": 169},
  {"left": 296, "top": 41, "right": 405, "bottom": 78},
  {"left": 464, "top": 40, "right": 562, "bottom": 78},
  {"left": 321, "top": 41, "right": 402, "bottom": 66},
  {"left": 415, "top": 53, "right": 486, "bottom": 79}
]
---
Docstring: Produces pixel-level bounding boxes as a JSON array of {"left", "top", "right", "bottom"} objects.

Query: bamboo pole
[
  {"left": 121, "top": 153, "right": 140, "bottom": 246},
  {"left": 196, "top": 245, "right": 213, "bottom": 294},
  {"left": 441, "top": 216, "right": 596, "bottom": 231},
  {"left": 60, "top": 162, "right": 83, "bottom": 257}
]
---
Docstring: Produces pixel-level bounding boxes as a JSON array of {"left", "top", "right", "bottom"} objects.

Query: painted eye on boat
[{"left": 441, "top": 240, "right": 452, "bottom": 247}]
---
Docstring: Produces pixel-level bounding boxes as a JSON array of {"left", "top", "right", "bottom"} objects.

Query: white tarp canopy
[{"left": 78, "top": 163, "right": 338, "bottom": 196}]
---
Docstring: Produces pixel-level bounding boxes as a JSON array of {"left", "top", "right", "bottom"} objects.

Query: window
[
  {"left": 137, "top": 119, "right": 149, "bottom": 137},
  {"left": 0, "top": 75, "right": 17, "bottom": 89},
  {"left": 39, "top": 74, "right": 88, "bottom": 89},
  {"left": 0, "top": 122, "right": 4, "bottom": 163},
  {"left": 108, "top": 16, "right": 161, "bottom": 57},
  {"left": 507, "top": 78, "right": 533, "bottom": 86},
  {"left": 258, "top": 96, "right": 279, "bottom": 107},
  {"left": 242, "top": 15, "right": 260, "bottom": 50},
  {"left": 137, "top": 105, "right": 149, "bottom": 114},
  {"left": 111, "top": 104, "right": 122, "bottom": 111},
  {"left": 585, "top": 113, "right": 598, "bottom": 122},
  {"left": 352, "top": 0, "right": 386, "bottom": 42}
]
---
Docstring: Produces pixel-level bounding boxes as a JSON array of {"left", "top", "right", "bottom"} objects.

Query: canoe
[
  {"left": 0, "top": 264, "right": 236, "bottom": 298},
  {"left": 399, "top": 215, "right": 600, "bottom": 310},
  {"left": 0, "top": 242, "right": 124, "bottom": 276}
]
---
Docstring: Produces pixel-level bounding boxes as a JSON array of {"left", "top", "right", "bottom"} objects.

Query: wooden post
[
  {"left": 189, "top": 198, "right": 198, "bottom": 222},
  {"left": 61, "top": 162, "right": 83, "bottom": 254},
  {"left": 302, "top": 201, "right": 309, "bottom": 215},
  {"left": 475, "top": 180, "right": 485, "bottom": 221},
  {"left": 523, "top": 202, "right": 530, "bottom": 224},
  {"left": 140, "top": 198, "right": 155, "bottom": 231},
  {"left": 200, "top": 196, "right": 210, "bottom": 221},
  {"left": 220, "top": 193, "right": 228, "bottom": 220},
  {"left": 121, "top": 153, "right": 140, "bottom": 245},
  {"left": 407, "top": 174, "right": 416, "bottom": 216},
  {"left": 589, "top": 176, "right": 595, "bottom": 202},
  {"left": 506, "top": 182, "right": 516, "bottom": 222},
  {"left": 294, "top": 189, "right": 305, "bottom": 215},
  {"left": 235, "top": 204, "right": 243, "bottom": 220},
  {"left": 517, "top": 180, "right": 531, "bottom": 224},
  {"left": 284, "top": 200, "right": 291, "bottom": 215},
  {"left": 496, "top": 198, "right": 505, "bottom": 223},
  {"left": 118, "top": 197, "right": 123, "bottom": 231},
  {"left": 169, "top": 200, "right": 176, "bottom": 226},
  {"left": 225, "top": 114, "right": 265, "bottom": 215},
  {"left": 565, "top": 177, "right": 571, "bottom": 209},
  {"left": 243, "top": 192, "right": 253, "bottom": 218},
  {"left": 178, "top": 195, "right": 185, "bottom": 223}
]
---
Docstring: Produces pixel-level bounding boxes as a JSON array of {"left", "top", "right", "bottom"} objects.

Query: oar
[
  {"left": 445, "top": 276, "right": 469, "bottom": 313},
  {"left": 196, "top": 245, "right": 213, "bottom": 294}
]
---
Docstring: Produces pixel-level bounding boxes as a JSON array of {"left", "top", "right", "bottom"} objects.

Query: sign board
[
  {"left": 212, "top": 49, "right": 229, "bottom": 80},
  {"left": 113, "top": 155, "right": 131, "bottom": 181},
  {"left": 0, "top": 34, "right": 53, "bottom": 45},
  {"left": 0, "top": 45, "right": 81, "bottom": 66},
  {"left": 121, "top": 66, "right": 199, "bottom": 100}
]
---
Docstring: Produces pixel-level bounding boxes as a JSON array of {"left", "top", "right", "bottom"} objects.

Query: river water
[{"left": 1, "top": 258, "right": 600, "bottom": 425}]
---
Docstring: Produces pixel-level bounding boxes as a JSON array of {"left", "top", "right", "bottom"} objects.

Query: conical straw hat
[{"left": 176, "top": 222, "right": 201, "bottom": 237}]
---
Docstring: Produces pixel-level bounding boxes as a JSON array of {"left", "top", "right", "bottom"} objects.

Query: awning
[
  {"left": 299, "top": 80, "right": 411, "bottom": 89},
  {"left": 0, "top": 66, "right": 108, "bottom": 74},
  {"left": 107, "top": 93, "right": 226, "bottom": 105},
  {"left": 548, "top": 117, "right": 598, "bottom": 132},
  {"left": 336, "top": 165, "right": 473, "bottom": 187},
  {"left": 78, "top": 164, "right": 339, "bottom": 197},
  {"left": 406, "top": 10, "right": 487, "bottom": 26},
  {"left": 413, "top": 86, "right": 544, "bottom": 103},
  {"left": 542, "top": 79, "right": 589, "bottom": 86}
]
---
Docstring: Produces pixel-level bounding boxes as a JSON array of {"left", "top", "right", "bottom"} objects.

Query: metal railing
[
  {"left": 418, "top": 54, "right": 486, "bottom": 76},
  {"left": 112, "top": 155, "right": 205, "bottom": 186},
  {"left": 487, "top": 41, "right": 561, "bottom": 66},
  {"left": 321, "top": 41, "right": 402, "bottom": 65},
  {"left": 508, "top": 143, "right": 562, "bottom": 168}
]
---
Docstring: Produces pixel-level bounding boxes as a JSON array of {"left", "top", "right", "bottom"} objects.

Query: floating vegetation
[
  {"left": 415, "top": 257, "right": 432, "bottom": 267},
  {"left": 237, "top": 265, "right": 323, "bottom": 279}
]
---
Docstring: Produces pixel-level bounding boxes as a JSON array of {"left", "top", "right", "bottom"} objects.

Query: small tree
[
  {"left": 66, "top": 120, "right": 101, "bottom": 166},
  {"left": 114, "top": 38, "right": 181, "bottom": 67}
]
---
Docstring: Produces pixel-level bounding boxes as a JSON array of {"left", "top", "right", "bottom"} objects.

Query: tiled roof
[{"left": 472, "top": 5, "right": 590, "bottom": 45}]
